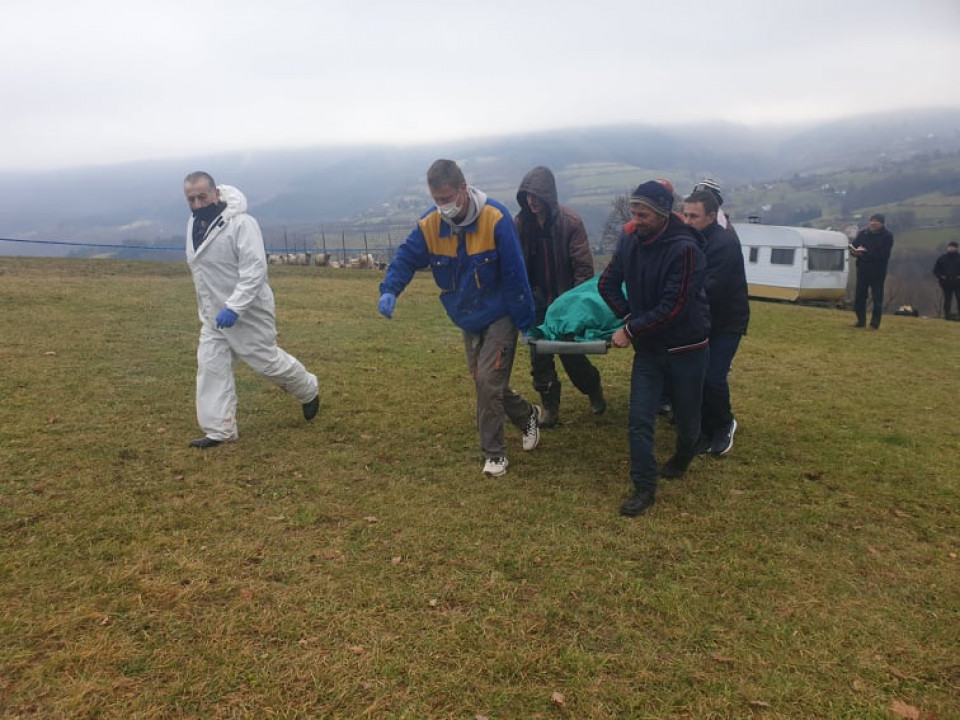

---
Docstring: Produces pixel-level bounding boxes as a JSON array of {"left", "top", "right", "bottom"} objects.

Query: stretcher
[{"left": 523, "top": 276, "right": 622, "bottom": 355}]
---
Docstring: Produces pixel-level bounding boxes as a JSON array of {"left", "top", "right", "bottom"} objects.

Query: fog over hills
[{"left": 2, "top": 107, "right": 959, "bottom": 255}]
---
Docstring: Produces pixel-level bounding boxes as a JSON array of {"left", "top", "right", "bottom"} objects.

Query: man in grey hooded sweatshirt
[{"left": 516, "top": 165, "right": 606, "bottom": 427}]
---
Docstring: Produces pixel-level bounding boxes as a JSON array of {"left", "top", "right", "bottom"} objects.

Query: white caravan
[{"left": 735, "top": 224, "right": 850, "bottom": 302}]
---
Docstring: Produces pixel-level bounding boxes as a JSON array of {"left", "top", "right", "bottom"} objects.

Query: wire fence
[
  {"left": 1, "top": 221, "right": 420, "bottom": 267},
  {"left": 259, "top": 222, "right": 416, "bottom": 266}
]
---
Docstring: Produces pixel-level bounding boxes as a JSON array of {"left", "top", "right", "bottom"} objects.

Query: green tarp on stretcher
[{"left": 529, "top": 276, "right": 624, "bottom": 342}]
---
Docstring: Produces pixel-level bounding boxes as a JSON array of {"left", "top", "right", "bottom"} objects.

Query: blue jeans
[
  {"left": 701, "top": 332, "right": 742, "bottom": 437},
  {"left": 628, "top": 345, "right": 708, "bottom": 492}
]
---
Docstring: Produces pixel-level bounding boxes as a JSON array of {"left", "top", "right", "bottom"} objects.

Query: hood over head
[
  {"left": 218, "top": 185, "right": 248, "bottom": 219},
  {"left": 517, "top": 166, "right": 560, "bottom": 219}
]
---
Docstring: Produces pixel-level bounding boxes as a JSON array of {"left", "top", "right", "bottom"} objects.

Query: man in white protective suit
[{"left": 183, "top": 171, "right": 320, "bottom": 449}]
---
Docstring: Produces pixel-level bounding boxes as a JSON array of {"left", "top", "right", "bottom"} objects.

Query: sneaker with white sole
[
  {"left": 483, "top": 456, "right": 509, "bottom": 476},
  {"left": 521, "top": 405, "right": 542, "bottom": 451},
  {"left": 710, "top": 418, "right": 738, "bottom": 456}
]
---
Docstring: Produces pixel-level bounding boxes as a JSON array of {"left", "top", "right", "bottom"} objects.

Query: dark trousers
[
  {"left": 941, "top": 281, "right": 960, "bottom": 318},
  {"left": 854, "top": 267, "right": 887, "bottom": 328},
  {"left": 628, "top": 346, "right": 707, "bottom": 493},
  {"left": 701, "top": 332, "right": 742, "bottom": 437},
  {"left": 530, "top": 347, "right": 601, "bottom": 397}
]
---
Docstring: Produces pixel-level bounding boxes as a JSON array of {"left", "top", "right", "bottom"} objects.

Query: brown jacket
[{"left": 515, "top": 166, "right": 594, "bottom": 315}]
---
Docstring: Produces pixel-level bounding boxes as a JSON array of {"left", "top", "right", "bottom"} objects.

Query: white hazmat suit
[{"left": 186, "top": 185, "right": 318, "bottom": 441}]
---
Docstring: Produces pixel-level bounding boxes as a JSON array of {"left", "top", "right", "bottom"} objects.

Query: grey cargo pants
[{"left": 462, "top": 315, "right": 534, "bottom": 459}]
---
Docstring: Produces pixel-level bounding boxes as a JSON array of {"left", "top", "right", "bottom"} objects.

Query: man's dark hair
[
  {"left": 684, "top": 189, "right": 720, "bottom": 216},
  {"left": 184, "top": 171, "right": 217, "bottom": 190},
  {"left": 427, "top": 159, "right": 465, "bottom": 191}
]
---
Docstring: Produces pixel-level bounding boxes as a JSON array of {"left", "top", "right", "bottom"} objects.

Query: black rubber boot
[
  {"left": 588, "top": 385, "right": 606, "bottom": 415},
  {"left": 539, "top": 382, "right": 561, "bottom": 428}
]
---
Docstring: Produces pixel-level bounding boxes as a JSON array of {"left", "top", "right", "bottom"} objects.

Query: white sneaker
[
  {"left": 521, "top": 405, "right": 542, "bottom": 452},
  {"left": 483, "top": 456, "right": 509, "bottom": 477}
]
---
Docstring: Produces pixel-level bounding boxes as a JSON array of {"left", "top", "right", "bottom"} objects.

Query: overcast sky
[{"left": 3, "top": 0, "right": 959, "bottom": 171}]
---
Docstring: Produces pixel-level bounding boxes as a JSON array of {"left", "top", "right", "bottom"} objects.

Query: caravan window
[
  {"left": 770, "top": 248, "right": 795, "bottom": 265},
  {"left": 748, "top": 247, "right": 759, "bottom": 263},
  {"left": 807, "top": 247, "right": 845, "bottom": 272}
]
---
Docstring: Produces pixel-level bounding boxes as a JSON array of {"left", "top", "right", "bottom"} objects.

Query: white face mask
[{"left": 437, "top": 201, "right": 461, "bottom": 220}]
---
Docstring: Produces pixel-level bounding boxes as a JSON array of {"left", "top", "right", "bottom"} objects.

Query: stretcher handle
[{"left": 523, "top": 337, "right": 610, "bottom": 355}]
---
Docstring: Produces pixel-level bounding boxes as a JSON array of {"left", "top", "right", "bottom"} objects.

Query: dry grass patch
[{"left": 1, "top": 258, "right": 957, "bottom": 718}]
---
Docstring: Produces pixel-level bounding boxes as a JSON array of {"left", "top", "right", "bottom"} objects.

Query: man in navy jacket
[
  {"left": 683, "top": 189, "right": 750, "bottom": 456},
  {"left": 599, "top": 181, "right": 710, "bottom": 517},
  {"left": 933, "top": 241, "right": 960, "bottom": 319},
  {"left": 851, "top": 213, "right": 894, "bottom": 329}
]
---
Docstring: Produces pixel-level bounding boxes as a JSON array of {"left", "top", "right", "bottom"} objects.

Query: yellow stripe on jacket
[{"left": 418, "top": 206, "right": 503, "bottom": 257}]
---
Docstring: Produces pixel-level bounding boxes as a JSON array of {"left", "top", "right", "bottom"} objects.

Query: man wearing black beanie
[
  {"left": 933, "top": 240, "right": 960, "bottom": 319},
  {"left": 851, "top": 213, "right": 894, "bottom": 329},
  {"left": 598, "top": 180, "right": 710, "bottom": 517}
]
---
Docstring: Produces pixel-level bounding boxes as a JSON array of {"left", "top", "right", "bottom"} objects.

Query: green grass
[{"left": 1, "top": 258, "right": 958, "bottom": 718}]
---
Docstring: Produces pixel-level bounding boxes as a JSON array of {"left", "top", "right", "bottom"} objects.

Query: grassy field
[{"left": 1, "top": 258, "right": 958, "bottom": 719}]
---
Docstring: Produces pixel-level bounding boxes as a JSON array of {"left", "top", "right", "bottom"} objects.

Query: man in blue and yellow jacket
[{"left": 378, "top": 159, "right": 541, "bottom": 478}]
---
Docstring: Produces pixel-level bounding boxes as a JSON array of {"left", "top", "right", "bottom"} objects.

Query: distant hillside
[
  {"left": 2, "top": 107, "right": 959, "bottom": 258},
  {"left": 720, "top": 150, "right": 960, "bottom": 318}
]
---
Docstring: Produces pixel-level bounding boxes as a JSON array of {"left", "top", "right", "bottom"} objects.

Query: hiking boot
[
  {"left": 539, "top": 384, "right": 561, "bottom": 428},
  {"left": 693, "top": 433, "right": 713, "bottom": 456},
  {"left": 710, "top": 418, "right": 738, "bottom": 456},
  {"left": 521, "top": 405, "right": 542, "bottom": 451},
  {"left": 302, "top": 394, "right": 320, "bottom": 421},
  {"left": 660, "top": 454, "right": 692, "bottom": 479},
  {"left": 589, "top": 386, "right": 607, "bottom": 415},
  {"left": 189, "top": 436, "right": 223, "bottom": 449},
  {"left": 620, "top": 490, "right": 656, "bottom": 517},
  {"left": 539, "top": 406, "right": 559, "bottom": 428},
  {"left": 482, "top": 456, "right": 509, "bottom": 477}
]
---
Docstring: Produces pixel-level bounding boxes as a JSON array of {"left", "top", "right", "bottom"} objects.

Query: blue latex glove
[
  {"left": 216, "top": 308, "right": 239, "bottom": 329},
  {"left": 378, "top": 293, "right": 396, "bottom": 319}
]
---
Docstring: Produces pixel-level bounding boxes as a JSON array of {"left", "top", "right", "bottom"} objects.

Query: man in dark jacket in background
[
  {"left": 516, "top": 166, "right": 605, "bottom": 427},
  {"left": 932, "top": 240, "right": 960, "bottom": 319},
  {"left": 599, "top": 181, "right": 710, "bottom": 517},
  {"left": 851, "top": 213, "right": 894, "bottom": 329},
  {"left": 683, "top": 189, "right": 750, "bottom": 456}
]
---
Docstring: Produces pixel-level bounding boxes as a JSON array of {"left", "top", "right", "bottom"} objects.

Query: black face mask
[{"left": 192, "top": 201, "right": 225, "bottom": 223}]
